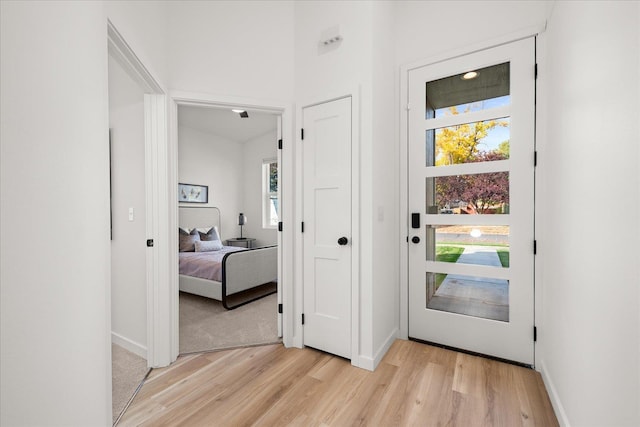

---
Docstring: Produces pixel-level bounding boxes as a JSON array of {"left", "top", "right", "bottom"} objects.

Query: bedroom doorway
[{"left": 175, "top": 103, "right": 284, "bottom": 354}]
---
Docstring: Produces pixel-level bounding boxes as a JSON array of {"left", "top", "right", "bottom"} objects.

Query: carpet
[
  {"left": 111, "top": 343, "right": 148, "bottom": 425},
  {"left": 179, "top": 284, "right": 280, "bottom": 354}
]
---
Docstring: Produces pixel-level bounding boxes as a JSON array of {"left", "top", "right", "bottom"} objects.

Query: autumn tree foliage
[
  {"left": 434, "top": 107, "right": 509, "bottom": 214},
  {"left": 435, "top": 107, "right": 508, "bottom": 166}
]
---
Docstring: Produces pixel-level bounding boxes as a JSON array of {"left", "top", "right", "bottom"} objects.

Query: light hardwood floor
[{"left": 118, "top": 340, "right": 558, "bottom": 426}]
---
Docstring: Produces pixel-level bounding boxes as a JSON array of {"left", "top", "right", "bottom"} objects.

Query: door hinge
[
  {"left": 534, "top": 151, "right": 538, "bottom": 167},
  {"left": 301, "top": 222, "right": 305, "bottom": 233},
  {"left": 534, "top": 326, "right": 538, "bottom": 342},
  {"left": 278, "top": 221, "right": 283, "bottom": 232},
  {"left": 535, "top": 63, "right": 538, "bottom": 79},
  {"left": 278, "top": 303, "right": 283, "bottom": 314},
  {"left": 146, "top": 239, "right": 154, "bottom": 247},
  {"left": 534, "top": 240, "right": 537, "bottom": 255},
  {"left": 301, "top": 128, "right": 304, "bottom": 140},
  {"left": 278, "top": 139, "right": 283, "bottom": 150},
  {"left": 302, "top": 313, "right": 305, "bottom": 325}
]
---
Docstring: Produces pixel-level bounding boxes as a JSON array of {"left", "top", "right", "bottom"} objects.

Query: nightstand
[{"left": 225, "top": 238, "right": 256, "bottom": 249}]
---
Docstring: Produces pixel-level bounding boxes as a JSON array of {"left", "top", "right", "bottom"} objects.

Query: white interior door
[
  {"left": 408, "top": 38, "right": 535, "bottom": 364},
  {"left": 302, "top": 97, "right": 352, "bottom": 359}
]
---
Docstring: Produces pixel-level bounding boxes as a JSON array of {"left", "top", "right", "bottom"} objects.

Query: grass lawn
[
  {"left": 435, "top": 246, "right": 464, "bottom": 289},
  {"left": 433, "top": 245, "right": 510, "bottom": 289},
  {"left": 497, "top": 248, "right": 510, "bottom": 267}
]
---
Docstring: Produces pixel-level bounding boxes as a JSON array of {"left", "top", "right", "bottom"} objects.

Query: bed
[{"left": 178, "top": 206, "right": 277, "bottom": 310}]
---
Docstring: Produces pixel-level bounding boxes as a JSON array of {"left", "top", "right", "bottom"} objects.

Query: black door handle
[
  {"left": 338, "top": 237, "right": 348, "bottom": 245},
  {"left": 412, "top": 236, "right": 420, "bottom": 244}
]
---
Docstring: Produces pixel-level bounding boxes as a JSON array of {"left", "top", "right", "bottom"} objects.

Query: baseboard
[
  {"left": 373, "top": 328, "right": 399, "bottom": 368},
  {"left": 539, "top": 358, "right": 571, "bottom": 427},
  {"left": 111, "top": 331, "right": 147, "bottom": 360},
  {"left": 353, "top": 328, "right": 399, "bottom": 372}
]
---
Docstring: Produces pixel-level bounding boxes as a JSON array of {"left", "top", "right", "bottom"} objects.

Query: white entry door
[
  {"left": 302, "top": 97, "right": 352, "bottom": 359},
  {"left": 408, "top": 38, "right": 535, "bottom": 364}
]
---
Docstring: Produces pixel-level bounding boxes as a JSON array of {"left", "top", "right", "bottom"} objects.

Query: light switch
[{"left": 128, "top": 207, "right": 134, "bottom": 221}]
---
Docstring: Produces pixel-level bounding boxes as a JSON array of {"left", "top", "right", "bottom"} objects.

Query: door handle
[
  {"left": 411, "top": 236, "right": 420, "bottom": 244},
  {"left": 337, "top": 237, "right": 348, "bottom": 245}
]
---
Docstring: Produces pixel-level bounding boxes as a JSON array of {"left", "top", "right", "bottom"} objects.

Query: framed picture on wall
[{"left": 178, "top": 183, "right": 208, "bottom": 203}]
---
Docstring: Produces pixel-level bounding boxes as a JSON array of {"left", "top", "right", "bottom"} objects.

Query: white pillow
[{"left": 194, "top": 239, "right": 223, "bottom": 252}]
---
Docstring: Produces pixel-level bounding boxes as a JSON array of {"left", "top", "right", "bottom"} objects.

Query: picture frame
[{"left": 178, "top": 183, "right": 208, "bottom": 204}]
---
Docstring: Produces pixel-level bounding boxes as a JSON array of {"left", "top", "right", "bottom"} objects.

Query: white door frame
[
  {"left": 296, "top": 88, "right": 362, "bottom": 367},
  {"left": 168, "top": 91, "right": 294, "bottom": 359},
  {"left": 399, "top": 27, "right": 543, "bottom": 358},
  {"left": 107, "top": 21, "right": 172, "bottom": 368}
]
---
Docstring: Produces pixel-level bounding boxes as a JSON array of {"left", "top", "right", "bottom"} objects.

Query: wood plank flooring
[{"left": 118, "top": 340, "right": 558, "bottom": 426}]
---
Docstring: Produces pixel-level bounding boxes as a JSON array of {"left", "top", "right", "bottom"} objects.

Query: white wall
[
  {"left": 294, "top": 0, "right": 398, "bottom": 368},
  {"left": 539, "top": 2, "right": 640, "bottom": 426},
  {"left": 178, "top": 125, "right": 244, "bottom": 240},
  {"left": 109, "top": 52, "right": 148, "bottom": 358},
  {"left": 105, "top": 1, "right": 169, "bottom": 90},
  {"left": 167, "top": 0, "right": 294, "bottom": 102},
  {"left": 371, "top": 1, "right": 399, "bottom": 361},
  {"left": 0, "top": 2, "right": 111, "bottom": 425},
  {"left": 243, "top": 130, "right": 279, "bottom": 247},
  {"left": 394, "top": 1, "right": 550, "bottom": 66}
]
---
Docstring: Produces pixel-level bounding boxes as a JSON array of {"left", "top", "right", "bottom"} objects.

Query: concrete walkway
[{"left": 428, "top": 245, "right": 509, "bottom": 322}]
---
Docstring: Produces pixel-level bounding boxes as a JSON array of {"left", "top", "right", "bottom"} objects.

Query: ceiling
[{"left": 178, "top": 105, "right": 278, "bottom": 143}]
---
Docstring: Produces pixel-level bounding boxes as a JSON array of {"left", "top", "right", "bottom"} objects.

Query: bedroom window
[{"left": 262, "top": 159, "right": 279, "bottom": 228}]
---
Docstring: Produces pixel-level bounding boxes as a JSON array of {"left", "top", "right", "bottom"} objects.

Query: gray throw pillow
[
  {"left": 199, "top": 226, "right": 221, "bottom": 242},
  {"left": 179, "top": 228, "right": 200, "bottom": 252}
]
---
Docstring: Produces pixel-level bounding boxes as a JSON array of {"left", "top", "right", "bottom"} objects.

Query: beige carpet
[
  {"left": 111, "top": 344, "right": 148, "bottom": 425},
  {"left": 179, "top": 284, "right": 280, "bottom": 354}
]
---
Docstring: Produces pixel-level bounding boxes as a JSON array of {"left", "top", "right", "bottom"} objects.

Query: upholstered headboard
[{"left": 179, "top": 206, "right": 222, "bottom": 238}]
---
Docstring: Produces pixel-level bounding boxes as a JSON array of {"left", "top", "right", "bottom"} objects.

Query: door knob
[
  {"left": 338, "top": 237, "right": 348, "bottom": 245},
  {"left": 412, "top": 236, "right": 420, "bottom": 244}
]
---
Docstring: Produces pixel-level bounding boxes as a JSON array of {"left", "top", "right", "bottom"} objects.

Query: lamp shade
[{"left": 238, "top": 213, "right": 247, "bottom": 226}]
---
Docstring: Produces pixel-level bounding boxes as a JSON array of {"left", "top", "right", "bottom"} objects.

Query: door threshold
[{"left": 408, "top": 337, "right": 533, "bottom": 369}]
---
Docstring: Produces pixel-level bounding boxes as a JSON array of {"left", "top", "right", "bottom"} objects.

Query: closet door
[{"left": 302, "top": 97, "right": 352, "bottom": 359}]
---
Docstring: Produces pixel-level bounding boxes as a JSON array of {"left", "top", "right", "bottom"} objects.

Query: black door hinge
[
  {"left": 534, "top": 240, "right": 537, "bottom": 255},
  {"left": 534, "top": 151, "right": 538, "bottom": 167},
  {"left": 302, "top": 313, "right": 305, "bottom": 325},
  {"left": 278, "top": 139, "right": 282, "bottom": 150},
  {"left": 301, "top": 128, "right": 304, "bottom": 140},
  {"left": 301, "top": 222, "right": 305, "bottom": 233},
  {"left": 535, "top": 63, "right": 538, "bottom": 79},
  {"left": 534, "top": 326, "right": 538, "bottom": 342},
  {"left": 146, "top": 239, "right": 154, "bottom": 247},
  {"left": 278, "top": 221, "right": 283, "bottom": 232},
  {"left": 278, "top": 303, "right": 283, "bottom": 314}
]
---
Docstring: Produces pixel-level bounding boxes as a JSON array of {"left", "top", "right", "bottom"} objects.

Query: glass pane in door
[
  {"left": 425, "top": 62, "right": 510, "bottom": 119},
  {"left": 425, "top": 118, "right": 511, "bottom": 166},
  {"left": 426, "top": 173, "right": 510, "bottom": 214},
  {"left": 425, "top": 272, "right": 509, "bottom": 322},
  {"left": 425, "top": 225, "right": 510, "bottom": 268}
]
